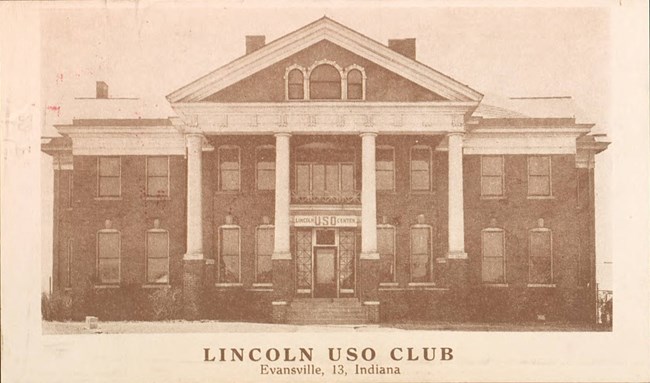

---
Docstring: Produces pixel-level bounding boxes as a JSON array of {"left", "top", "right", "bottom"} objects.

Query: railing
[{"left": 291, "top": 190, "right": 361, "bottom": 204}]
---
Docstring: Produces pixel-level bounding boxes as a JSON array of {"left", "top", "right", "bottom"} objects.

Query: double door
[{"left": 295, "top": 228, "right": 356, "bottom": 298}]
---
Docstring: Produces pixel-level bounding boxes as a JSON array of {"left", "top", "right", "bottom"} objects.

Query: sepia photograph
[{"left": 2, "top": 1, "right": 648, "bottom": 382}]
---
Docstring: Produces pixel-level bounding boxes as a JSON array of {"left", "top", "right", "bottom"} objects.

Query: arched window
[
  {"left": 287, "top": 69, "right": 304, "bottom": 100},
  {"left": 347, "top": 69, "right": 363, "bottom": 100},
  {"left": 309, "top": 64, "right": 341, "bottom": 100}
]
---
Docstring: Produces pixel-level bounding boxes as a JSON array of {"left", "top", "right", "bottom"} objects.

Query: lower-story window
[
  {"left": 146, "top": 223, "right": 169, "bottom": 284},
  {"left": 97, "top": 228, "right": 120, "bottom": 284},
  {"left": 410, "top": 224, "right": 432, "bottom": 283},
  {"left": 377, "top": 224, "right": 396, "bottom": 283},
  {"left": 218, "top": 224, "right": 241, "bottom": 283},
  {"left": 482, "top": 228, "right": 506, "bottom": 283},
  {"left": 256, "top": 225, "right": 274, "bottom": 283},
  {"left": 529, "top": 221, "right": 553, "bottom": 284}
]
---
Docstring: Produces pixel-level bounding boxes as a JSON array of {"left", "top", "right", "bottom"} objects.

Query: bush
[
  {"left": 149, "top": 287, "right": 183, "bottom": 320},
  {"left": 42, "top": 292, "right": 73, "bottom": 321}
]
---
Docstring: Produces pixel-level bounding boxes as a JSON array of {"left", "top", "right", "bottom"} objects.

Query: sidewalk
[{"left": 43, "top": 320, "right": 611, "bottom": 335}]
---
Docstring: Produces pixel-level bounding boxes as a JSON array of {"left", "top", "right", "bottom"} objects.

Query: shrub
[
  {"left": 149, "top": 287, "right": 183, "bottom": 320},
  {"left": 42, "top": 292, "right": 73, "bottom": 321}
]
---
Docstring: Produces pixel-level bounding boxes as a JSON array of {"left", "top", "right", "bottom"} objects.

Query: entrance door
[{"left": 314, "top": 247, "right": 337, "bottom": 298}]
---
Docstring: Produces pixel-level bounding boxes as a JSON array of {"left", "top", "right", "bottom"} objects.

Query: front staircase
[{"left": 286, "top": 298, "right": 368, "bottom": 325}]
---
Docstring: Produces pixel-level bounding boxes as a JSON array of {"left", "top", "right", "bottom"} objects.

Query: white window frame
[
  {"left": 96, "top": 229, "right": 121, "bottom": 285},
  {"left": 145, "top": 156, "right": 170, "bottom": 198},
  {"left": 284, "top": 64, "right": 307, "bottom": 101},
  {"left": 408, "top": 224, "right": 434, "bottom": 285},
  {"left": 96, "top": 156, "right": 121, "bottom": 198},
  {"left": 376, "top": 145, "right": 396, "bottom": 192},
  {"left": 254, "top": 224, "right": 274, "bottom": 286},
  {"left": 410, "top": 145, "right": 433, "bottom": 192},
  {"left": 481, "top": 228, "right": 507, "bottom": 285},
  {"left": 306, "top": 60, "right": 344, "bottom": 101},
  {"left": 343, "top": 64, "right": 367, "bottom": 101},
  {"left": 255, "top": 145, "right": 276, "bottom": 191},
  {"left": 377, "top": 224, "right": 397, "bottom": 285},
  {"left": 527, "top": 156, "right": 553, "bottom": 198},
  {"left": 480, "top": 155, "right": 505, "bottom": 198},
  {"left": 145, "top": 228, "right": 170, "bottom": 285},
  {"left": 528, "top": 227, "right": 554, "bottom": 287},
  {"left": 217, "top": 224, "right": 242, "bottom": 285},
  {"left": 218, "top": 145, "right": 241, "bottom": 192}
]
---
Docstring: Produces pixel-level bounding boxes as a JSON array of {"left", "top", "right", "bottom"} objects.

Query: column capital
[
  {"left": 274, "top": 132, "right": 292, "bottom": 138},
  {"left": 185, "top": 133, "right": 205, "bottom": 147},
  {"left": 447, "top": 131, "right": 465, "bottom": 138},
  {"left": 360, "top": 132, "right": 378, "bottom": 138}
]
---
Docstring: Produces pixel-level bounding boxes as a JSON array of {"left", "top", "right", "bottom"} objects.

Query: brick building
[{"left": 42, "top": 17, "right": 609, "bottom": 325}]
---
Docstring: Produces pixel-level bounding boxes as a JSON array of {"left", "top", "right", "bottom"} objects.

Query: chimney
[
  {"left": 388, "top": 38, "right": 416, "bottom": 60},
  {"left": 245, "top": 35, "right": 266, "bottom": 55},
  {"left": 96, "top": 81, "right": 109, "bottom": 99}
]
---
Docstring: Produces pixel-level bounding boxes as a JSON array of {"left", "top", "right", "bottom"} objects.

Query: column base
[
  {"left": 182, "top": 257, "right": 205, "bottom": 320},
  {"left": 271, "top": 301, "right": 288, "bottom": 323},
  {"left": 447, "top": 251, "right": 468, "bottom": 260},
  {"left": 358, "top": 258, "right": 380, "bottom": 302},
  {"left": 362, "top": 301, "right": 380, "bottom": 323},
  {"left": 272, "top": 258, "right": 294, "bottom": 301}
]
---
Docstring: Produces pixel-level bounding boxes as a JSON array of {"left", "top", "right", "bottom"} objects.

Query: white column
[
  {"left": 360, "top": 132, "right": 379, "bottom": 260},
  {"left": 184, "top": 134, "right": 204, "bottom": 260},
  {"left": 273, "top": 133, "right": 292, "bottom": 260},
  {"left": 447, "top": 132, "right": 467, "bottom": 259}
]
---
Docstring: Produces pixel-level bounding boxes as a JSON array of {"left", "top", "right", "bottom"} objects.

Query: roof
[
  {"left": 167, "top": 16, "right": 483, "bottom": 103},
  {"left": 474, "top": 94, "right": 583, "bottom": 121}
]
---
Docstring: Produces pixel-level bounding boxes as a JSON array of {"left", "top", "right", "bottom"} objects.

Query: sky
[{"left": 39, "top": 4, "right": 613, "bottom": 291}]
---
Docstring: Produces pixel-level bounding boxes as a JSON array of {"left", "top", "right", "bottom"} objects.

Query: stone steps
[{"left": 286, "top": 298, "right": 368, "bottom": 325}]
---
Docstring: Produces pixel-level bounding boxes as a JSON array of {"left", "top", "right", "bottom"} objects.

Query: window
[
  {"left": 97, "top": 229, "right": 120, "bottom": 284},
  {"left": 256, "top": 225, "right": 274, "bottom": 284},
  {"left": 97, "top": 157, "right": 121, "bottom": 197},
  {"left": 528, "top": 156, "right": 552, "bottom": 196},
  {"left": 146, "top": 156, "right": 170, "bottom": 197},
  {"left": 287, "top": 69, "right": 304, "bottom": 100},
  {"left": 146, "top": 228, "right": 169, "bottom": 284},
  {"left": 410, "top": 146, "right": 431, "bottom": 191},
  {"left": 218, "top": 225, "right": 241, "bottom": 283},
  {"left": 377, "top": 225, "right": 396, "bottom": 283},
  {"left": 256, "top": 147, "right": 275, "bottom": 190},
  {"left": 309, "top": 64, "right": 341, "bottom": 100},
  {"left": 347, "top": 69, "right": 363, "bottom": 100},
  {"left": 481, "top": 156, "right": 504, "bottom": 197},
  {"left": 376, "top": 146, "right": 395, "bottom": 191},
  {"left": 410, "top": 225, "right": 432, "bottom": 282},
  {"left": 482, "top": 228, "right": 506, "bottom": 283},
  {"left": 295, "top": 163, "right": 355, "bottom": 195},
  {"left": 529, "top": 228, "right": 553, "bottom": 284},
  {"left": 219, "top": 146, "right": 240, "bottom": 192}
]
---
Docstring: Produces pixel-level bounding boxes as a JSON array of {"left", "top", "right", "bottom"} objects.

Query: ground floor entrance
[{"left": 294, "top": 228, "right": 358, "bottom": 298}]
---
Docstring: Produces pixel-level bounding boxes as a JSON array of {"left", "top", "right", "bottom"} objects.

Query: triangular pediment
[{"left": 167, "top": 17, "right": 482, "bottom": 103}]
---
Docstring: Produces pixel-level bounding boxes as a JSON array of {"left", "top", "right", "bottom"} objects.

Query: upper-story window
[
  {"left": 481, "top": 156, "right": 504, "bottom": 197},
  {"left": 410, "top": 146, "right": 432, "bottom": 192},
  {"left": 347, "top": 69, "right": 363, "bottom": 100},
  {"left": 146, "top": 156, "right": 170, "bottom": 197},
  {"left": 528, "top": 156, "right": 552, "bottom": 197},
  {"left": 287, "top": 69, "right": 305, "bottom": 100},
  {"left": 376, "top": 146, "right": 395, "bottom": 191},
  {"left": 256, "top": 146, "right": 275, "bottom": 191},
  {"left": 309, "top": 64, "right": 341, "bottom": 100},
  {"left": 97, "top": 157, "right": 121, "bottom": 197},
  {"left": 218, "top": 146, "right": 240, "bottom": 192}
]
